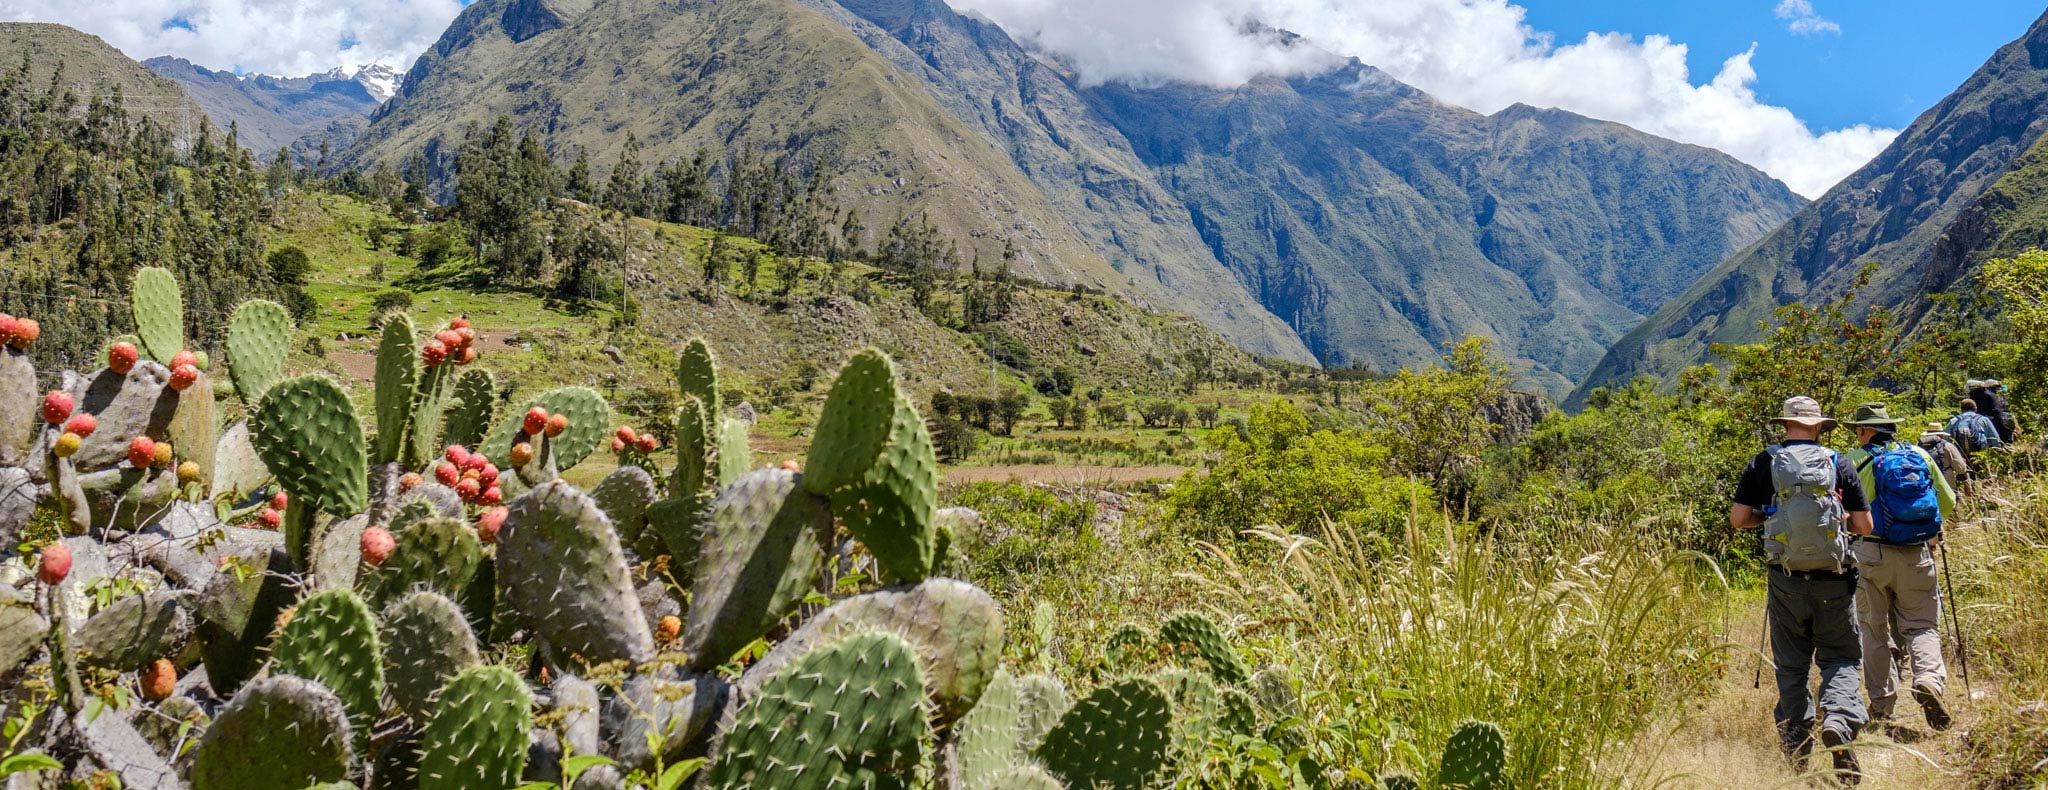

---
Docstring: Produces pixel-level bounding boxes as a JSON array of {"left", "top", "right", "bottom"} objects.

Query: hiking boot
[
  {"left": 1821, "top": 726, "right": 1861, "bottom": 786},
  {"left": 1913, "top": 683, "right": 1953, "bottom": 731},
  {"left": 1780, "top": 725, "right": 1815, "bottom": 771}
]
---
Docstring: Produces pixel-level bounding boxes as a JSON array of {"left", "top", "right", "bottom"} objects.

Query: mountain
[
  {"left": 0, "top": 23, "right": 209, "bottom": 142},
  {"left": 1575, "top": 9, "right": 2048, "bottom": 406},
  {"left": 347, "top": 0, "right": 1804, "bottom": 396},
  {"left": 145, "top": 57, "right": 388, "bottom": 156}
]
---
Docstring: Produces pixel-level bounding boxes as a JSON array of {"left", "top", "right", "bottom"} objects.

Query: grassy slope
[
  {"left": 270, "top": 192, "right": 1270, "bottom": 472},
  {"left": 0, "top": 23, "right": 209, "bottom": 138}
]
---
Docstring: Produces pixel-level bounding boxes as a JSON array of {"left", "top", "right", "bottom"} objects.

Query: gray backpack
[{"left": 1763, "top": 444, "right": 1850, "bottom": 572}]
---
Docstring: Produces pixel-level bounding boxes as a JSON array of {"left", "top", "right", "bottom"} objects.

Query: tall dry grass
[{"left": 1955, "top": 478, "right": 2048, "bottom": 786}]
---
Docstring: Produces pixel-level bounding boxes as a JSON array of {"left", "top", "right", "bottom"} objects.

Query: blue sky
[{"left": 1518, "top": 0, "right": 2045, "bottom": 131}]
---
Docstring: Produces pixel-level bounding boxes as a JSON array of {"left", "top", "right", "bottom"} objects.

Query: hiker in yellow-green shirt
[{"left": 1842, "top": 403, "right": 1958, "bottom": 735}]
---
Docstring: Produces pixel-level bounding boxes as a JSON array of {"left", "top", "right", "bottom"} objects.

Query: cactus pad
[
  {"left": 1438, "top": 720, "right": 1506, "bottom": 790},
  {"left": 1153, "top": 667, "right": 1225, "bottom": 746},
  {"left": 405, "top": 361, "right": 459, "bottom": 469},
  {"left": 196, "top": 548, "right": 295, "bottom": 694},
  {"left": 676, "top": 337, "right": 720, "bottom": 421},
  {"left": 590, "top": 465, "right": 656, "bottom": 544},
  {"left": 0, "top": 601, "right": 47, "bottom": 672},
  {"left": 360, "top": 517, "right": 482, "bottom": 608},
  {"left": 1249, "top": 666, "right": 1300, "bottom": 722},
  {"left": 1014, "top": 673, "right": 1072, "bottom": 752},
  {"left": 267, "top": 588, "right": 385, "bottom": 738},
  {"left": 955, "top": 669, "right": 1024, "bottom": 788},
  {"left": 1034, "top": 678, "right": 1172, "bottom": 790},
  {"left": 717, "top": 417, "right": 751, "bottom": 486},
  {"left": 166, "top": 369, "right": 218, "bottom": 486},
  {"left": 73, "top": 590, "right": 191, "bottom": 670},
  {"left": 682, "top": 468, "right": 831, "bottom": 671},
  {"left": 442, "top": 368, "right": 498, "bottom": 449},
  {"left": 987, "top": 764, "right": 1066, "bottom": 790},
  {"left": 497, "top": 480, "right": 654, "bottom": 665},
  {"left": 226, "top": 298, "right": 292, "bottom": 403},
  {"left": 249, "top": 375, "right": 367, "bottom": 545},
  {"left": 73, "top": 362, "right": 174, "bottom": 471},
  {"left": 372, "top": 314, "right": 420, "bottom": 464},
  {"left": 0, "top": 348, "right": 34, "bottom": 466},
  {"left": 1105, "top": 623, "right": 1152, "bottom": 669},
  {"left": 131, "top": 267, "right": 184, "bottom": 362},
  {"left": 211, "top": 420, "right": 272, "bottom": 501},
  {"left": 1159, "top": 610, "right": 1250, "bottom": 685},
  {"left": 802, "top": 349, "right": 938, "bottom": 583},
  {"left": 706, "top": 631, "right": 930, "bottom": 790},
  {"left": 742, "top": 578, "right": 1002, "bottom": 721},
  {"left": 380, "top": 591, "right": 482, "bottom": 721},
  {"left": 191, "top": 675, "right": 353, "bottom": 789},
  {"left": 417, "top": 665, "right": 532, "bottom": 790},
  {"left": 670, "top": 396, "right": 714, "bottom": 498},
  {"left": 480, "top": 386, "right": 610, "bottom": 473}
]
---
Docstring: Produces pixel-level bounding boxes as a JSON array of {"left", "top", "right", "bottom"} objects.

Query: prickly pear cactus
[
  {"left": 706, "top": 631, "right": 931, "bottom": 790},
  {"left": 987, "top": 764, "right": 1066, "bottom": 790},
  {"left": 497, "top": 480, "right": 654, "bottom": 665},
  {"left": 442, "top": 368, "right": 498, "bottom": 448},
  {"left": 955, "top": 669, "right": 1024, "bottom": 788},
  {"left": 480, "top": 386, "right": 611, "bottom": 473},
  {"left": 802, "top": 349, "right": 937, "bottom": 582},
  {"left": 683, "top": 468, "right": 831, "bottom": 671},
  {"left": 1105, "top": 622, "right": 1152, "bottom": 670},
  {"left": 1034, "top": 678, "right": 1172, "bottom": 790},
  {"left": 590, "top": 465, "right": 657, "bottom": 544},
  {"left": 1249, "top": 666, "right": 1300, "bottom": 721},
  {"left": 0, "top": 347, "right": 34, "bottom": 465},
  {"left": 1159, "top": 610, "right": 1250, "bottom": 685},
  {"left": 671, "top": 395, "right": 714, "bottom": 496},
  {"left": 72, "top": 590, "right": 191, "bottom": 670},
  {"left": 717, "top": 417, "right": 751, "bottom": 486},
  {"left": 677, "top": 337, "right": 720, "bottom": 421},
  {"left": 72, "top": 362, "right": 172, "bottom": 471},
  {"left": 1438, "top": 720, "right": 1507, "bottom": 790},
  {"left": 606, "top": 669, "right": 728, "bottom": 772},
  {"left": 166, "top": 365, "right": 217, "bottom": 487},
  {"left": 196, "top": 548, "right": 296, "bottom": 695},
  {"left": 741, "top": 578, "right": 1001, "bottom": 721},
  {"left": 1380, "top": 773, "right": 1422, "bottom": 790},
  {"left": 405, "top": 357, "right": 459, "bottom": 469},
  {"left": 1014, "top": 673, "right": 1072, "bottom": 753},
  {"left": 0, "top": 600, "right": 48, "bottom": 672},
  {"left": 1219, "top": 687, "right": 1259, "bottom": 736},
  {"left": 359, "top": 517, "right": 482, "bottom": 608},
  {"left": 267, "top": 588, "right": 385, "bottom": 739},
  {"left": 191, "top": 675, "right": 353, "bottom": 790},
  {"left": 417, "top": 665, "right": 532, "bottom": 790},
  {"left": 380, "top": 590, "right": 482, "bottom": 721},
  {"left": 249, "top": 374, "right": 367, "bottom": 560},
  {"left": 1152, "top": 667, "right": 1225, "bottom": 747},
  {"left": 211, "top": 420, "right": 271, "bottom": 501},
  {"left": 131, "top": 266, "right": 183, "bottom": 362},
  {"left": 226, "top": 298, "right": 292, "bottom": 403},
  {"left": 373, "top": 314, "right": 421, "bottom": 465}
]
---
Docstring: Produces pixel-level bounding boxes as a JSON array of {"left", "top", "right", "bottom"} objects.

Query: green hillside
[{"left": 0, "top": 23, "right": 209, "bottom": 140}]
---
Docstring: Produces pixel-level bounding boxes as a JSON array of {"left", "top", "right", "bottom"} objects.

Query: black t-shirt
[{"left": 1732, "top": 440, "right": 1868, "bottom": 512}]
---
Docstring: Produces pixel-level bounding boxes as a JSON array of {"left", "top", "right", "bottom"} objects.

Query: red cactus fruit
[
  {"left": 0, "top": 315, "right": 14, "bottom": 345},
  {"left": 360, "top": 526, "right": 396, "bottom": 566},
  {"left": 141, "top": 658, "right": 177, "bottom": 701},
  {"left": 545, "top": 414, "right": 568, "bottom": 438},
  {"left": 480, "top": 462, "right": 500, "bottom": 483},
  {"left": 37, "top": 543, "right": 70, "bottom": 585},
  {"left": 458, "top": 346, "right": 478, "bottom": 365},
  {"left": 616, "top": 426, "right": 637, "bottom": 444},
  {"left": 63, "top": 413, "right": 96, "bottom": 438},
  {"left": 475, "top": 507, "right": 507, "bottom": 543},
  {"left": 41, "top": 391, "right": 73, "bottom": 424},
  {"left": 635, "top": 435, "right": 658, "bottom": 454},
  {"left": 460, "top": 452, "right": 488, "bottom": 473},
  {"left": 509, "top": 442, "right": 534, "bottom": 467},
  {"left": 107, "top": 342, "right": 139, "bottom": 374},
  {"left": 445, "top": 444, "right": 470, "bottom": 465},
  {"left": 522, "top": 407, "right": 549, "bottom": 436},
  {"left": 455, "top": 326, "right": 477, "bottom": 346},
  {"left": 258, "top": 508, "right": 283, "bottom": 529},
  {"left": 398, "top": 472, "right": 423, "bottom": 491},
  {"left": 434, "top": 329, "right": 462, "bottom": 349},
  {"left": 455, "top": 477, "right": 481, "bottom": 501},
  {"left": 168, "top": 364, "right": 200, "bottom": 392},
  {"left": 449, "top": 316, "right": 471, "bottom": 331},
  {"left": 610, "top": 437, "right": 626, "bottom": 453},
  {"left": 271, "top": 491, "right": 289, "bottom": 511},
  {"left": 7, "top": 318, "right": 37, "bottom": 349},
  {"left": 655, "top": 614, "right": 681, "bottom": 643},
  {"left": 421, "top": 339, "right": 448, "bottom": 367},
  {"left": 170, "top": 350, "right": 198, "bottom": 370},
  {"left": 126, "top": 436, "right": 157, "bottom": 469},
  {"left": 434, "top": 462, "right": 460, "bottom": 487},
  {"left": 479, "top": 485, "right": 503, "bottom": 506}
]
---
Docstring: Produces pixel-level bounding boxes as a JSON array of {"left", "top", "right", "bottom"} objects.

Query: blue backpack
[{"left": 1859, "top": 441, "right": 1942, "bottom": 544}]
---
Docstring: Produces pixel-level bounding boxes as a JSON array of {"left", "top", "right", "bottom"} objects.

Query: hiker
[
  {"left": 1917, "top": 422, "right": 1970, "bottom": 489},
  {"left": 1965, "top": 379, "right": 2019, "bottom": 444},
  {"left": 1845, "top": 403, "right": 1959, "bottom": 737},
  {"left": 1730, "top": 396, "right": 1872, "bottom": 782},
  {"left": 1945, "top": 398, "right": 2002, "bottom": 459}
]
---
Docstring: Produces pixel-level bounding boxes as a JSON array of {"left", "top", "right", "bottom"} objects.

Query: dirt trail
[
  {"left": 942, "top": 465, "right": 1184, "bottom": 485},
  {"left": 1643, "top": 531, "right": 1999, "bottom": 788}
]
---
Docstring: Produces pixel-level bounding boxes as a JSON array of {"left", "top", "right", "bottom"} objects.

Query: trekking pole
[
  {"left": 1938, "top": 540, "right": 1972, "bottom": 697},
  {"left": 1754, "top": 607, "right": 1768, "bottom": 690}
]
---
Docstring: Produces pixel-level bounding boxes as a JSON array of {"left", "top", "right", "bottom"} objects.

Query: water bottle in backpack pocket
[
  {"left": 1763, "top": 444, "right": 1850, "bottom": 571},
  {"left": 1860, "top": 441, "right": 1943, "bottom": 545}
]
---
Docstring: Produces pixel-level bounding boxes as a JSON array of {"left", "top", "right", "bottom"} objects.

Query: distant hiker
[
  {"left": 1965, "top": 379, "right": 2019, "bottom": 444},
  {"left": 1917, "top": 423, "right": 1970, "bottom": 489},
  {"left": 1845, "top": 404, "right": 1958, "bottom": 738},
  {"left": 1730, "top": 396, "right": 1871, "bottom": 782},
  {"left": 1945, "top": 398, "right": 2002, "bottom": 458}
]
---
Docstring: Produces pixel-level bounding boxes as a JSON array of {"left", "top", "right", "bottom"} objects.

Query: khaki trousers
[{"left": 1852, "top": 540, "right": 1946, "bottom": 719}]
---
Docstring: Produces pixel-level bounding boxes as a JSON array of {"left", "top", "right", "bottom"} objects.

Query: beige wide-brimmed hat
[{"left": 1770, "top": 395, "right": 1836, "bottom": 430}]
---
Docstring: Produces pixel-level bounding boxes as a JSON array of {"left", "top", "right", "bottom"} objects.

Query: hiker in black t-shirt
[
  {"left": 1729, "top": 396, "right": 1873, "bottom": 784},
  {"left": 1966, "top": 379, "right": 2019, "bottom": 444}
]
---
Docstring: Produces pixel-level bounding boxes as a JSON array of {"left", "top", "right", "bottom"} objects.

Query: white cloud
[
  {"left": 0, "top": 0, "right": 462, "bottom": 76},
  {"left": 1775, "top": 0, "right": 1841, "bottom": 36},
  {"left": 948, "top": 0, "right": 1894, "bottom": 198}
]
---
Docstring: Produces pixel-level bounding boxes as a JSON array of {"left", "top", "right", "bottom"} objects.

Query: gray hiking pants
[
  {"left": 1853, "top": 540, "right": 1946, "bottom": 719},
  {"left": 1767, "top": 568, "right": 1868, "bottom": 746}
]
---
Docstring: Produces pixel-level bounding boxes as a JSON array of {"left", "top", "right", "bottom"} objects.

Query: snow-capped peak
[{"left": 350, "top": 64, "right": 401, "bottom": 103}]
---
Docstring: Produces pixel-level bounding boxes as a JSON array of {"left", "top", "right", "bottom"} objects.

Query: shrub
[
  {"left": 1168, "top": 398, "right": 1430, "bottom": 544},
  {"left": 370, "top": 289, "right": 414, "bottom": 314},
  {"left": 950, "top": 482, "right": 1097, "bottom": 597}
]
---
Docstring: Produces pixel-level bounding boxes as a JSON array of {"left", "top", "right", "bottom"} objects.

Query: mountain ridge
[{"left": 144, "top": 56, "right": 386, "bottom": 156}]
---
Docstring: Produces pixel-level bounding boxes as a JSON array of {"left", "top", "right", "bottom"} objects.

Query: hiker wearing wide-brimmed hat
[
  {"left": 1845, "top": 403, "right": 1959, "bottom": 739},
  {"left": 1730, "top": 396, "right": 1873, "bottom": 781},
  {"left": 1917, "top": 422, "right": 1969, "bottom": 489}
]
